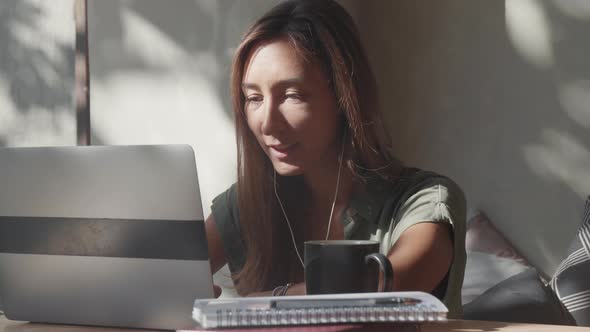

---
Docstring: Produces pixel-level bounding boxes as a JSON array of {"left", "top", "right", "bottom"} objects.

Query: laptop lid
[{"left": 0, "top": 144, "right": 214, "bottom": 330}]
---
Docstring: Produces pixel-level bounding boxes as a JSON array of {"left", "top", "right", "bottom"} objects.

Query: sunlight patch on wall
[
  {"left": 119, "top": 4, "right": 223, "bottom": 79},
  {"left": 505, "top": 0, "right": 553, "bottom": 69},
  {"left": 559, "top": 80, "right": 590, "bottom": 129},
  {"left": 524, "top": 129, "right": 590, "bottom": 198},
  {"left": 35, "top": 0, "right": 75, "bottom": 44},
  {"left": 552, "top": 0, "right": 590, "bottom": 20},
  {"left": 91, "top": 71, "right": 236, "bottom": 217},
  {"left": 121, "top": 8, "right": 186, "bottom": 69},
  {"left": 9, "top": 0, "right": 73, "bottom": 66},
  {"left": 90, "top": 2, "right": 240, "bottom": 216}
]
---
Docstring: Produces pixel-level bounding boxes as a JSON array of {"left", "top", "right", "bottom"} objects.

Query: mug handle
[{"left": 364, "top": 253, "right": 394, "bottom": 292}]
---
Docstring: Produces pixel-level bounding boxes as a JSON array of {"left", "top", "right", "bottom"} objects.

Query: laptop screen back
[{"left": 0, "top": 145, "right": 213, "bottom": 330}]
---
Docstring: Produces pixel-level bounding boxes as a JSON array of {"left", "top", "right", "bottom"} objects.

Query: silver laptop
[{"left": 0, "top": 144, "right": 214, "bottom": 330}]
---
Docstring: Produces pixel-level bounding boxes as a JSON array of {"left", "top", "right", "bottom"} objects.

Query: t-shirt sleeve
[
  {"left": 386, "top": 176, "right": 466, "bottom": 250},
  {"left": 379, "top": 175, "right": 466, "bottom": 318},
  {"left": 210, "top": 183, "right": 246, "bottom": 273}
]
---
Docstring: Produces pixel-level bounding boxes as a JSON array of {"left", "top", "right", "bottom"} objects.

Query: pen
[{"left": 271, "top": 296, "right": 422, "bottom": 309}]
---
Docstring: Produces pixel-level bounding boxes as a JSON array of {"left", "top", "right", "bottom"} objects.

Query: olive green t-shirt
[{"left": 211, "top": 169, "right": 466, "bottom": 318}]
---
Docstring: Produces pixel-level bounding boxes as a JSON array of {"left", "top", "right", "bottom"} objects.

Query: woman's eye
[
  {"left": 285, "top": 93, "right": 302, "bottom": 101},
  {"left": 245, "top": 95, "right": 263, "bottom": 103}
]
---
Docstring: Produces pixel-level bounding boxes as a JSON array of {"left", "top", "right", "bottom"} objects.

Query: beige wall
[{"left": 358, "top": 0, "right": 590, "bottom": 276}]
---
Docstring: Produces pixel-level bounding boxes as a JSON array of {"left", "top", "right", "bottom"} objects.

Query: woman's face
[{"left": 242, "top": 37, "right": 341, "bottom": 176}]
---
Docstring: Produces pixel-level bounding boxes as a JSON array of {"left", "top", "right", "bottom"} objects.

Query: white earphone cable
[{"left": 274, "top": 132, "right": 346, "bottom": 268}]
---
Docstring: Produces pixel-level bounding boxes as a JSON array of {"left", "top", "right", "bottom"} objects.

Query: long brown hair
[{"left": 230, "top": 0, "right": 400, "bottom": 294}]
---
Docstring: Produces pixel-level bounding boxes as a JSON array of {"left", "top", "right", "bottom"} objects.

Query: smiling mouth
[{"left": 268, "top": 143, "right": 297, "bottom": 158}]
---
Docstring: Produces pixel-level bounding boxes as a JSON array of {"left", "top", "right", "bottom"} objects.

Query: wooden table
[{"left": 2, "top": 316, "right": 590, "bottom": 332}]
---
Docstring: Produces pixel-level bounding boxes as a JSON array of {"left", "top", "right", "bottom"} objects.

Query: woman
[{"left": 205, "top": 0, "right": 466, "bottom": 318}]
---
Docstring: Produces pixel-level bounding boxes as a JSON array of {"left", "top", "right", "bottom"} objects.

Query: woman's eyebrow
[
  {"left": 241, "top": 78, "right": 304, "bottom": 90},
  {"left": 275, "top": 78, "right": 304, "bottom": 86},
  {"left": 241, "top": 82, "right": 259, "bottom": 90}
]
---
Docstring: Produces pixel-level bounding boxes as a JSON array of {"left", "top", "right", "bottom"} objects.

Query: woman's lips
[{"left": 268, "top": 143, "right": 297, "bottom": 159}]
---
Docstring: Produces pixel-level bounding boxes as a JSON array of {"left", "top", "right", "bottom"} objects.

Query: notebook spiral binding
[{"left": 201, "top": 306, "right": 444, "bottom": 328}]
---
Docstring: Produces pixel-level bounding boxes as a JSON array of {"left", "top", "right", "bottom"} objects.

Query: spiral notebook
[{"left": 191, "top": 291, "right": 447, "bottom": 329}]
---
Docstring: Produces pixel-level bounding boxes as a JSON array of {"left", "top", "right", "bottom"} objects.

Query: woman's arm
[
  {"left": 282, "top": 223, "right": 452, "bottom": 296},
  {"left": 205, "top": 214, "right": 228, "bottom": 275},
  {"left": 386, "top": 222, "right": 453, "bottom": 292}
]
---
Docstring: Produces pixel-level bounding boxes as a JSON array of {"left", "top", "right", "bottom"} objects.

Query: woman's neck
[{"left": 302, "top": 157, "right": 354, "bottom": 224}]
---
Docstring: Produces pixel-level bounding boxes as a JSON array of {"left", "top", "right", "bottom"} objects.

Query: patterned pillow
[{"left": 551, "top": 196, "right": 590, "bottom": 326}]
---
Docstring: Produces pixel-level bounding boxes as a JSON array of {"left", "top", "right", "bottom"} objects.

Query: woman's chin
[{"left": 273, "top": 162, "right": 303, "bottom": 176}]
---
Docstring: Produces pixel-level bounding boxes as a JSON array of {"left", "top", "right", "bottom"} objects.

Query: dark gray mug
[{"left": 304, "top": 240, "right": 394, "bottom": 295}]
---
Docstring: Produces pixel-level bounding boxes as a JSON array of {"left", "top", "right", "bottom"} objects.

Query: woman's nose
[{"left": 261, "top": 99, "right": 282, "bottom": 136}]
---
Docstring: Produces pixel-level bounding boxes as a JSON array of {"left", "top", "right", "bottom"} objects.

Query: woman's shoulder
[
  {"left": 212, "top": 183, "right": 238, "bottom": 206},
  {"left": 350, "top": 167, "right": 465, "bottom": 233},
  {"left": 400, "top": 167, "right": 464, "bottom": 195},
  {"left": 365, "top": 167, "right": 464, "bottom": 201},
  {"left": 359, "top": 167, "right": 466, "bottom": 234},
  {"left": 211, "top": 182, "right": 240, "bottom": 230}
]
